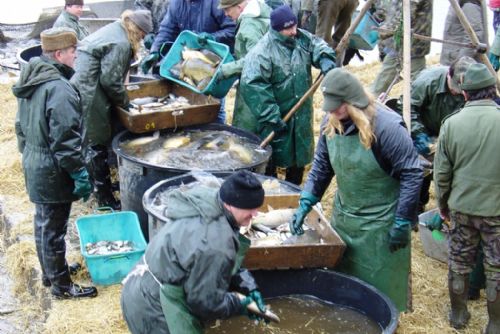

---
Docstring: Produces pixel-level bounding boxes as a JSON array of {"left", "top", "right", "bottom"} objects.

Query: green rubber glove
[
  {"left": 249, "top": 290, "right": 266, "bottom": 313},
  {"left": 143, "top": 33, "right": 155, "bottom": 50},
  {"left": 426, "top": 213, "right": 444, "bottom": 231},
  {"left": 388, "top": 218, "right": 411, "bottom": 253},
  {"left": 197, "top": 32, "right": 214, "bottom": 46},
  {"left": 289, "top": 191, "right": 319, "bottom": 235},
  {"left": 69, "top": 168, "right": 92, "bottom": 202},
  {"left": 140, "top": 52, "right": 159, "bottom": 74},
  {"left": 489, "top": 52, "right": 500, "bottom": 71},
  {"left": 413, "top": 133, "right": 431, "bottom": 156}
]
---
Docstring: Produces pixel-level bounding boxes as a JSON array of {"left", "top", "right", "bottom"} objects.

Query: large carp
[{"left": 170, "top": 46, "right": 222, "bottom": 90}]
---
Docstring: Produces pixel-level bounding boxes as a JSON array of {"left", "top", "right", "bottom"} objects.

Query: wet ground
[{"left": 0, "top": 255, "right": 19, "bottom": 333}]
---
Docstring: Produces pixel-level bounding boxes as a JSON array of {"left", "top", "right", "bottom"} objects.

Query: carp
[
  {"left": 235, "top": 292, "right": 280, "bottom": 323},
  {"left": 162, "top": 135, "right": 191, "bottom": 149},
  {"left": 180, "top": 58, "right": 216, "bottom": 90},
  {"left": 182, "top": 46, "right": 218, "bottom": 66},
  {"left": 124, "top": 131, "right": 160, "bottom": 148},
  {"left": 251, "top": 207, "right": 295, "bottom": 229},
  {"left": 86, "top": 240, "right": 135, "bottom": 256},
  {"left": 228, "top": 138, "right": 253, "bottom": 164},
  {"left": 131, "top": 96, "right": 158, "bottom": 106}
]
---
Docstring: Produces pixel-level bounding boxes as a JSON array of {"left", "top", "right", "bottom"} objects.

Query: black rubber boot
[
  {"left": 87, "top": 145, "right": 121, "bottom": 210},
  {"left": 285, "top": 166, "right": 304, "bottom": 186},
  {"left": 449, "top": 271, "right": 471, "bottom": 329},
  {"left": 51, "top": 283, "right": 98, "bottom": 299},
  {"left": 42, "top": 263, "right": 81, "bottom": 287},
  {"left": 469, "top": 246, "right": 485, "bottom": 300},
  {"left": 485, "top": 281, "right": 500, "bottom": 334}
]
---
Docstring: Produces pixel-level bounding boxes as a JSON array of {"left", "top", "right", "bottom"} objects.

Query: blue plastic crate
[
  {"left": 159, "top": 30, "right": 237, "bottom": 98},
  {"left": 349, "top": 11, "right": 380, "bottom": 51},
  {"left": 76, "top": 210, "right": 147, "bottom": 286}
]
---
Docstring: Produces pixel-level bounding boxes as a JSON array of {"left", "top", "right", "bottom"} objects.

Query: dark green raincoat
[
  {"left": 71, "top": 21, "right": 131, "bottom": 146},
  {"left": 13, "top": 56, "right": 85, "bottom": 203},
  {"left": 240, "top": 28, "right": 335, "bottom": 167},
  {"left": 120, "top": 186, "right": 243, "bottom": 334}
]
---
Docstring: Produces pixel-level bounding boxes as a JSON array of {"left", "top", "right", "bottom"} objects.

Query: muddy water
[{"left": 206, "top": 295, "right": 382, "bottom": 334}]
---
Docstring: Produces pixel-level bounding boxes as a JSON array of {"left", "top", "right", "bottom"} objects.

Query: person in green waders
[
  {"left": 120, "top": 170, "right": 268, "bottom": 333},
  {"left": 289, "top": 68, "right": 423, "bottom": 312}
]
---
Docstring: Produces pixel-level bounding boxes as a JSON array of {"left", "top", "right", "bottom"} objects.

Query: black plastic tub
[
  {"left": 252, "top": 268, "right": 399, "bottom": 334},
  {"left": 16, "top": 44, "right": 42, "bottom": 70},
  {"left": 143, "top": 172, "right": 300, "bottom": 240},
  {"left": 112, "top": 124, "right": 272, "bottom": 241}
]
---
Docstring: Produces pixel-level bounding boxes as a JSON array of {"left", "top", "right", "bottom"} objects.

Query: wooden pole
[
  {"left": 448, "top": 0, "right": 500, "bottom": 92},
  {"left": 335, "top": 0, "right": 376, "bottom": 66},
  {"left": 402, "top": 0, "right": 411, "bottom": 134}
]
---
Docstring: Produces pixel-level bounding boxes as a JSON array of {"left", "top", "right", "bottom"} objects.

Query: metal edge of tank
[
  {"left": 251, "top": 268, "right": 399, "bottom": 334},
  {"left": 111, "top": 124, "right": 273, "bottom": 175}
]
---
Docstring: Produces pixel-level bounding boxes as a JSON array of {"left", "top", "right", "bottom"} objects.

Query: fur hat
[
  {"left": 40, "top": 27, "right": 78, "bottom": 52},
  {"left": 219, "top": 171, "right": 264, "bottom": 209},
  {"left": 321, "top": 68, "right": 370, "bottom": 111},
  {"left": 270, "top": 5, "right": 297, "bottom": 31},
  {"left": 127, "top": 10, "right": 153, "bottom": 34}
]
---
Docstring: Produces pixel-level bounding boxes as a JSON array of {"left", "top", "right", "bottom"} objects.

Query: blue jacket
[{"left": 151, "top": 0, "right": 236, "bottom": 53}]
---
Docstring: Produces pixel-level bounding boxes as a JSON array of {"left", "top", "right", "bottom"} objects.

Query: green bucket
[{"left": 159, "top": 30, "right": 237, "bottom": 98}]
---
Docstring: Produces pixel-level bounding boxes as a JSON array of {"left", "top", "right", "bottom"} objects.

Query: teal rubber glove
[
  {"left": 319, "top": 57, "right": 336, "bottom": 75},
  {"left": 489, "top": 52, "right": 500, "bottom": 71},
  {"left": 289, "top": 191, "right": 319, "bottom": 235},
  {"left": 413, "top": 133, "right": 431, "bottom": 156},
  {"left": 388, "top": 218, "right": 411, "bottom": 253},
  {"left": 69, "top": 168, "right": 92, "bottom": 202},
  {"left": 140, "top": 52, "right": 159, "bottom": 74},
  {"left": 197, "top": 32, "right": 214, "bottom": 46},
  {"left": 143, "top": 33, "right": 155, "bottom": 50},
  {"left": 426, "top": 213, "right": 444, "bottom": 231},
  {"left": 249, "top": 290, "right": 266, "bottom": 313}
]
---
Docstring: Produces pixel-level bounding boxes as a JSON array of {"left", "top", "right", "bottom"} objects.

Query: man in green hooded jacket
[
  {"left": 121, "top": 171, "right": 268, "bottom": 333},
  {"left": 240, "top": 4, "right": 335, "bottom": 185},
  {"left": 13, "top": 27, "right": 96, "bottom": 299}
]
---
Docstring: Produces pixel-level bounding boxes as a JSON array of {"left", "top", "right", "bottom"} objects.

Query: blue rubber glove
[
  {"left": 143, "top": 33, "right": 155, "bottom": 50},
  {"left": 319, "top": 57, "right": 336, "bottom": 75},
  {"left": 140, "top": 52, "right": 159, "bottom": 74},
  {"left": 426, "top": 213, "right": 444, "bottom": 231},
  {"left": 69, "top": 168, "right": 92, "bottom": 202},
  {"left": 289, "top": 191, "right": 319, "bottom": 235},
  {"left": 413, "top": 133, "right": 431, "bottom": 156},
  {"left": 489, "top": 52, "right": 500, "bottom": 71},
  {"left": 388, "top": 218, "right": 411, "bottom": 253},
  {"left": 197, "top": 32, "right": 214, "bottom": 46}
]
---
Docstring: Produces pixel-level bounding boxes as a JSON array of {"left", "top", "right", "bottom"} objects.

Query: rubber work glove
[
  {"left": 69, "top": 168, "right": 92, "bottom": 202},
  {"left": 141, "top": 52, "right": 159, "bottom": 74},
  {"left": 289, "top": 191, "right": 319, "bottom": 235},
  {"left": 388, "top": 218, "right": 411, "bottom": 253},
  {"left": 319, "top": 57, "right": 336, "bottom": 75},
  {"left": 143, "top": 33, "right": 155, "bottom": 50},
  {"left": 249, "top": 290, "right": 266, "bottom": 313},
  {"left": 413, "top": 133, "right": 432, "bottom": 156},
  {"left": 426, "top": 213, "right": 444, "bottom": 231},
  {"left": 197, "top": 32, "right": 214, "bottom": 46},
  {"left": 239, "top": 294, "right": 266, "bottom": 323},
  {"left": 489, "top": 52, "right": 500, "bottom": 71}
]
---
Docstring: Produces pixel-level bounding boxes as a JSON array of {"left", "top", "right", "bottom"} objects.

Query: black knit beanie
[
  {"left": 220, "top": 171, "right": 264, "bottom": 209},
  {"left": 270, "top": 5, "right": 297, "bottom": 31}
]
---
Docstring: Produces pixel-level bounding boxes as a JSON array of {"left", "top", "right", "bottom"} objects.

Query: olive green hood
[{"left": 165, "top": 185, "right": 223, "bottom": 222}]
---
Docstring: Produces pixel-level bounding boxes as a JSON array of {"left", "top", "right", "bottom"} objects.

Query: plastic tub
[
  {"left": 159, "top": 30, "right": 237, "bottom": 98},
  {"left": 418, "top": 209, "right": 449, "bottom": 263},
  {"left": 349, "top": 11, "right": 380, "bottom": 50},
  {"left": 76, "top": 210, "right": 147, "bottom": 285}
]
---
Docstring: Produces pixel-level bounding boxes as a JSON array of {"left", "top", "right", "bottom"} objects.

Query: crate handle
[
  {"left": 94, "top": 207, "right": 115, "bottom": 214},
  {"left": 105, "top": 254, "right": 131, "bottom": 261}
]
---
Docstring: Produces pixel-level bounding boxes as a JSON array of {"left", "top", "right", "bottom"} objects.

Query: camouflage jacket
[{"left": 380, "top": 0, "right": 432, "bottom": 58}]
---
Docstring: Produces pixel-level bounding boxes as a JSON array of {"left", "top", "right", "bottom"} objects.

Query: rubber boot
[
  {"left": 449, "top": 271, "right": 471, "bottom": 329},
  {"left": 485, "top": 281, "right": 500, "bottom": 334},
  {"left": 285, "top": 166, "right": 304, "bottom": 186},
  {"left": 87, "top": 145, "right": 121, "bottom": 210},
  {"left": 469, "top": 246, "right": 486, "bottom": 300},
  {"left": 51, "top": 278, "right": 98, "bottom": 299}
]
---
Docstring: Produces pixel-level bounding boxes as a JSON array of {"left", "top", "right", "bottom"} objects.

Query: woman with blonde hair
[
  {"left": 71, "top": 10, "right": 152, "bottom": 210},
  {"left": 289, "top": 68, "right": 423, "bottom": 312}
]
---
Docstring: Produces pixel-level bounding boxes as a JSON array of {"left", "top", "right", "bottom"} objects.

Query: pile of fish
[
  {"left": 85, "top": 240, "right": 135, "bottom": 256},
  {"left": 242, "top": 206, "right": 323, "bottom": 247},
  {"left": 120, "top": 130, "right": 267, "bottom": 170},
  {"left": 128, "top": 93, "right": 191, "bottom": 115},
  {"left": 170, "top": 46, "right": 222, "bottom": 90}
]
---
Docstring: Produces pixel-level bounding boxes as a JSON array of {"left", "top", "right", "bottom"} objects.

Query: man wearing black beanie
[
  {"left": 121, "top": 170, "right": 269, "bottom": 333},
  {"left": 53, "top": 0, "right": 89, "bottom": 40},
  {"left": 238, "top": 4, "right": 336, "bottom": 185}
]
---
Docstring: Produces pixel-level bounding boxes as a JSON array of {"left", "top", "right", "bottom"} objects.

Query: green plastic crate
[
  {"left": 159, "top": 30, "right": 237, "bottom": 98},
  {"left": 76, "top": 210, "right": 146, "bottom": 286}
]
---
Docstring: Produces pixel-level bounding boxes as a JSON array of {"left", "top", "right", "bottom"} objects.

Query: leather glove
[
  {"left": 143, "top": 32, "right": 155, "bottom": 50},
  {"left": 489, "top": 52, "right": 500, "bottom": 71},
  {"left": 426, "top": 213, "right": 444, "bottom": 231},
  {"left": 413, "top": 133, "right": 431, "bottom": 156},
  {"left": 388, "top": 218, "right": 411, "bottom": 253},
  {"left": 69, "top": 168, "right": 92, "bottom": 201},
  {"left": 197, "top": 32, "right": 214, "bottom": 46},
  {"left": 141, "top": 52, "right": 159, "bottom": 74},
  {"left": 289, "top": 191, "right": 319, "bottom": 235},
  {"left": 319, "top": 57, "right": 336, "bottom": 75}
]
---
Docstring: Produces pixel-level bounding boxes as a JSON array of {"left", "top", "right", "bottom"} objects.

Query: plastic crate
[
  {"left": 349, "top": 11, "right": 380, "bottom": 50},
  {"left": 418, "top": 209, "right": 449, "bottom": 263},
  {"left": 76, "top": 210, "right": 147, "bottom": 285},
  {"left": 159, "top": 30, "right": 237, "bottom": 98}
]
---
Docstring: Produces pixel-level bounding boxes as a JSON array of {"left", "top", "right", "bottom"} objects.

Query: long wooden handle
[{"left": 259, "top": 74, "right": 325, "bottom": 149}]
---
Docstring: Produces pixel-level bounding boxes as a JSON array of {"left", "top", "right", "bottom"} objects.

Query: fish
[
  {"left": 131, "top": 96, "right": 158, "bottom": 106},
  {"left": 235, "top": 292, "right": 280, "bottom": 323},
  {"left": 162, "top": 135, "right": 191, "bottom": 149},
  {"left": 85, "top": 240, "right": 135, "bottom": 256},
  {"left": 124, "top": 131, "right": 160, "bottom": 148},
  {"left": 251, "top": 234, "right": 283, "bottom": 247},
  {"left": 283, "top": 229, "right": 322, "bottom": 245},
  {"left": 251, "top": 207, "right": 295, "bottom": 229},
  {"left": 228, "top": 138, "right": 253, "bottom": 164},
  {"left": 182, "top": 46, "right": 218, "bottom": 66},
  {"left": 200, "top": 49, "right": 222, "bottom": 66},
  {"left": 180, "top": 58, "right": 216, "bottom": 89}
]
